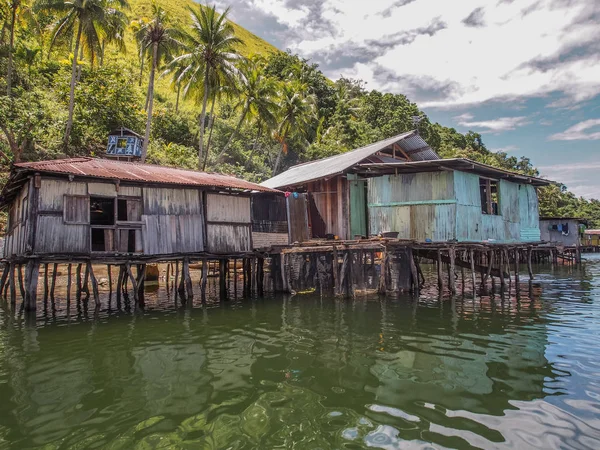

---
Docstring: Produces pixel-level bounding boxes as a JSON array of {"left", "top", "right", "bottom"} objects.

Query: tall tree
[
  {"left": 170, "top": 4, "right": 242, "bottom": 170},
  {"left": 99, "top": 6, "right": 128, "bottom": 66},
  {"left": 135, "top": 4, "right": 181, "bottom": 162},
  {"left": 273, "top": 81, "right": 317, "bottom": 174},
  {"left": 5, "top": 0, "right": 38, "bottom": 96},
  {"left": 35, "top": 0, "right": 129, "bottom": 150},
  {"left": 217, "top": 56, "right": 278, "bottom": 161}
]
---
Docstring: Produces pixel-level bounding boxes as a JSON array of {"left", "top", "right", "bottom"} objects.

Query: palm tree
[
  {"left": 135, "top": 4, "right": 182, "bottom": 162},
  {"left": 5, "top": 0, "right": 38, "bottom": 96},
  {"left": 273, "top": 81, "right": 317, "bottom": 174},
  {"left": 99, "top": 6, "right": 128, "bottom": 66},
  {"left": 217, "top": 56, "right": 278, "bottom": 162},
  {"left": 35, "top": 0, "right": 129, "bottom": 149},
  {"left": 169, "top": 4, "right": 242, "bottom": 170}
]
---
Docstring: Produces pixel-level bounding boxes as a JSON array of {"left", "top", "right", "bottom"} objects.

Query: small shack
[
  {"left": 0, "top": 157, "right": 279, "bottom": 259},
  {"left": 539, "top": 217, "right": 585, "bottom": 246},
  {"left": 262, "top": 131, "right": 551, "bottom": 243}
]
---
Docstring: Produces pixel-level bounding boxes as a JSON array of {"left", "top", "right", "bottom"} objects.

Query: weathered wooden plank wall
[
  {"left": 306, "top": 177, "right": 349, "bottom": 239},
  {"left": 3, "top": 184, "right": 30, "bottom": 257},
  {"left": 287, "top": 194, "right": 310, "bottom": 243},
  {"left": 206, "top": 193, "right": 251, "bottom": 253},
  {"left": 142, "top": 187, "right": 204, "bottom": 255}
]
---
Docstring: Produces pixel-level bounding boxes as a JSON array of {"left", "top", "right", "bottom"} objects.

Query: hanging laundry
[{"left": 557, "top": 224, "right": 563, "bottom": 232}]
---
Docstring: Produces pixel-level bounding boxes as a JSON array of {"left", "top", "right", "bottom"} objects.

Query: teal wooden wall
[{"left": 367, "top": 170, "right": 541, "bottom": 242}]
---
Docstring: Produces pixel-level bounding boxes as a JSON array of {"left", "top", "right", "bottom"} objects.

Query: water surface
[{"left": 1, "top": 258, "right": 600, "bottom": 449}]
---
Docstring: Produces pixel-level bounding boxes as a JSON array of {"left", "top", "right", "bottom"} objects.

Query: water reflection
[{"left": 0, "top": 260, "right": 599, "bottom": 448}]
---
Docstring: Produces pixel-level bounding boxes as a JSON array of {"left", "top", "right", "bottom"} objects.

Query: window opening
[
  {"left": 90, "top": 197, "right": 115, "bottom": 225},
  {"left": 480, "top": 178, "right": 500, "bottom": 215}
]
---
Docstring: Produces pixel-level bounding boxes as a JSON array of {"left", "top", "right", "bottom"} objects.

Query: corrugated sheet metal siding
[
  {"left": 39, "top": 179, "right": 86, "bottom": 211},
  {"left": 206, "top": 194, "right": 251, "bottom": 223},
  {"left": 35, "top": 216, "right": 89, "bottom": 254},
  {"left": 207, "top": 225, "right": 251, "bottom": 253}
]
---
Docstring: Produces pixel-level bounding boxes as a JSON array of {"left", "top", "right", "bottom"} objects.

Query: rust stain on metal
[{"left": 14, "top": 158, "right": 278, "bottom": 193}]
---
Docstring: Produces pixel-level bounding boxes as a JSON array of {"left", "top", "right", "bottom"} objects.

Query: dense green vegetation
[{"left": 1, "top": 0, "right": 600, "bottom": 227}]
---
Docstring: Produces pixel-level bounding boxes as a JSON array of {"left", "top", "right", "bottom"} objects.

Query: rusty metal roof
[
  {"left": 11, "top": 158, "right": 278, "bottom": 192},
  {"left": 261, "top": 130, "right": 440, "bottom": 189}
]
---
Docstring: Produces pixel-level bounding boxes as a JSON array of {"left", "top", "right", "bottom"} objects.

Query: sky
[{"left": 215, "top": 0, "right": 600, "bottom": 199}]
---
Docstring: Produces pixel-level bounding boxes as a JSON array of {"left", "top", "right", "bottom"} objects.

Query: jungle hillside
[{"left": 0, "top": 0, "right": 598, "bottom": 226}]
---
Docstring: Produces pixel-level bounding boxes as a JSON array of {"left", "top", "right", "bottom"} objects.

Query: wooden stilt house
[
  {"left": 0, "top": 157, "right": 280, "bottom": 259},
  {"left": 262, "top": 131, "right": 551, "bottom": 243}
]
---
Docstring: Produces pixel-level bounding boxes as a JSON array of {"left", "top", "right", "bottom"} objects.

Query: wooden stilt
[
  {"left": 174, "top": 261, "right": 180, "bottom": 295},
  {"left": 43, "top": 264, "right": 49, "bottom": 300},
  {"left": 514, "top": 249, "right": 520, "bottom": 291},
  {"left": 75, "top": 263, "right": 82, "bottom": 298},
  {"left": 499, "top": 250, "right": 506, "bottom": 291},
  {"left": 219, "top": 259, "right": 227, "bottom": 299},
  {"left": 50, "top": 263, "right": 58, "bottom": 299},
  {"left": 183, "top": 258, "right": 193, "bottom": 301},
  {"left": 504, "top": 248, "right": 511, "bottom": 292},
  {"left": 415, "top": 256, "right": 425, "bottom": 287},
  {"left": 107, "top": 265, "right": 112, "bottom": 293},
  {"left": 66, "top": 263, "right": 72, "bottom": 301},
  {"left": 125, "top": 263, "right": 138, "bottom": 304},
  {"left": 483, "top": 250, "right": 493, "bottom": 288},
  {"left": 257, "top": 257, "right": 264, "bottom": 296},
  {"left": 17, "top": 264, "right": 25, "bottom": 299},
  {"left": 9, "top": 263, "right": 16, "bottom": 304},
  {"left": 116, "top": 265, "right": 124, "bottom": 305},
  {"left": 177, "top": 261, "right": 186, "bottom": 300},
  {"left": 448, "top": 247, "right": 457, "bottom": 295},
  {"left": 338, "top": 252, "right": 349, "bottom": 297},
  {"left": 201, "top": 259, "right": 208, "bottom": 301},
  {"left": 136, "top": 264, "right": 147, "bottom": 306},
  {"left": 409, "top": 253, "right": 419, "bottom": 294},
  {"left": 460, "top": 251, "right": 466, "bottom": 294},
  {"left": 437, "top": 249, "right": 443, "bottom": 293},
  {"left": 87, "top": 262, "right": 100, "bottom": 307},
  {"left": 470, "top": 249, "right": 477, "bottom": 294},
  {"left": 82, "top": 263, "right": 90, "bottom": 298},
  {"left": 166, "top": 262, "right": 171, "bottom": 289},
  {"left": 527, "top": 247, "right": 534, "bottom": 280},
  {"left": 24, "top": 260, "right": 40, "bottom": 311},
  {"left": 0, "top": 263, "right": 9, "bottom": 299},
  {"left": 333, "top": 246, "right": 339, "bottom": 295}
]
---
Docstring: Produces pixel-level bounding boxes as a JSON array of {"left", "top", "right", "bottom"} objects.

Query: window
[
  {"left": 88, "top": 195, "right": 143, "bottom": 253},
  {"left": 480, "top": 178, "right": 500, "bottom": 215},
  {"left": 90, "top": 197, "right": 115, "bottom": 225},
  {"left": 64, "top": 195, "right": 89, "bottom": 224}
]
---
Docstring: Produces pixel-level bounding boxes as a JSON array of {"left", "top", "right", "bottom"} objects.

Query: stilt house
[
  {"left": 0, "top": 158, "right": 281, "bottom": 259},
  {"left": 261, "top": 131, "right": 550, "bottom": 243}
]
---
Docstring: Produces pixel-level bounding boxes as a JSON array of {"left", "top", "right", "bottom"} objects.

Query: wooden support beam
[
  {"left": 470, "top": 249, "right": 476, "bottom": 295},
  {"left": 166, "top": 263, "right": 171, "bottom": 289},
  {"left": 9, "top": 263, "right": 16, "bottom": 304},
  {"left": 219, "top": 259, "right": 227, "bottom": 300},
  {"left": 82, "top": 262, "right": 90, "bottom": 299},
  {"left": 116, "top": 265, "right": 124, "bottom": 305},
  {"left": 514, "top": 249, "right": 520, "bottom": 294},
  {"left": 379, "top": 248, "right": 387, "bottom": 295},
  {"left": 332, "top": 246, "right": 339, "bottom": 295},
  {"left": 87, "top": 262, "right": 100, "bottom": 307},
  {"left": 201, "top": 259, "right": 208, "bottom": 301},
  {"left": 174, "top": 261, "right": 180, "bottom": 296},
  {"left": 17, "top": 264, "right": 25, "bottom": 300},
  {"left": 0, "top": 263, "right": 9, "bottom": 299},
  {"left": 409, "top": 253, "right": 419, "bottom": 293},
  {"left": 24, "top": 260, "right": 40, "bottom": 311},
  {"left": 527, "top": 247, "right": 534, "bottom": 281},
  {"left": 338, "top": 252, "right": 349, "bottom": 297},
  {"left": 183, "top": 258, "right": 193, "bottom": 301},
  {"left": 257, "top": 257, "right": 264, "bottom": 296},
  {"left": 448, "top": 247, "right": 457, "bottom": 295},
  {"left": 43, "top": 264, "right": 49, "bottom": 300},
  {"left": 66, "top": 264, "right": 72, "bottom": 302},
  {"left": 76, "top": 263, "right": 82, "bottom": 299},
  {"left": 107, "top": 265, "right": 112, "bottom": 293},
  {"left": 437, "top": 249, "right": 443, "bottom": 293},
  {"left": 50, "top": 263, "right": 58, "bottom": 299},
  {"left": 125, "top": 263, "right": 138, "bottom": 304},
  {"left": 499, "top": 250, "right": 506, "bottom": 291}
]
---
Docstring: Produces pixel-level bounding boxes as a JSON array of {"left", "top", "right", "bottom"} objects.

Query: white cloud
[
  {"left": 548, "top": 119, "right": 600, "bottom": 141},
  {"left": 456, "top": 115, "right": 530, "bottom": 132},
  {"left": 538, "top": 161, "right": 600, "bottom": 199},
  {"left": 248, "top": 0, "right": 600, "bottom": 108},
  {"left": 490, "top": 145, "right": 519, "bottom": 153}
]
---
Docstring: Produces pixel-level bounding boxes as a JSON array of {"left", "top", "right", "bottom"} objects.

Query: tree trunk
[
  {"left": 244, "top": 123, "right": 262, "bottom": 170},
  {"left": 175, "top": 83, "right": 181, "bottom": 113},
  {"left": 100, "top": 41, "right": 105, "bottom": 67},
  {"left": 204, "top": 95, "right": 217, "bottom": 162},
  {"left": 273, "top": 139, "right": 286, "bottom": 175},
  {"left": 139, "top": 51, "right": 145, "bottom": 86},
  {"left": 198, "top": 71, "right": 210, "bottom": 170},
  {"left": 218, "top": 103, "right": 249, "bottom": 161},
  {"left": 64, "top": 21, "right": 83, "bottom": 151},
  {"left": 6, "top": 5, "right": 16, "bottom": 96},
  {"left": 141, "top": 41, "right": 158, "bottom": 163}
]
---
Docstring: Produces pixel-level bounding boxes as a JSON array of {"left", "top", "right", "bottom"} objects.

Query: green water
[{"left": 1, "top": 258, "right": 600, "bottom": 449}]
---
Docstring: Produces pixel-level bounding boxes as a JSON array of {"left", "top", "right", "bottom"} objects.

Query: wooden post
[
  {"left": 219, "top": 259, "right": 227, "bottom": 300},
  {"left": 174, "top": 261, "right": 180, "bottom": 295},
  {"left": 183, "top": 258, "right": 193, "bottom": 301},
  {"left": 82, "top": 262, "right": 90, "bottom": 298},
  {"left": 338, "top": 251, "right": 349, "bottom": 297},
  {"left": 50, "top": 263, "right": 58, "bottom": 299},
  {"left": 66, "top": 263, "right": 72, "bottom": 301},
  {"left": 499, "top": 249, "right": 506, "bottom": 291},
  {"left": 43, "top": 264, "right": 49, "bottom": 300},
  {"left": 483, "top": 250, "right": 493, "bottom": 287},
  {"left": 514, "top": 248, "right": 520, "bottom": 293},
  {"left": 527, "top": 247, "right": 534, "bottom": 280},
  {"left": 470, "top": 249, "right": 477, "bottom": 294},
  {"left": 9, "top": 263, "right": 16, "bottom": 304},
  {"left": 166, "top": 263, "right": 171, "bottom": 289},
  {"left": 448, "top": 247, "right": 456, "bottom": 295},
  {"left": 107, "top": 265, "right": 112, "bottom": 293},
  {"left": 125, "top": 263, "right": 138, "bottom": 304},
  {"left": 0, "top": 263, "right": 9, "bottom": 298},
  {"left": 333, "top": 246, "right": 340, "bottom": 295},
  {"left": 201, "top": 259, "right": 208, "bottom": 300},
  {"left": 437, "top": 249, "right": 443, "bottom": 293},
  {"left": 87, "top": 262, "right": 100, "bottom": 307},
  {"left": 460, "top": 250, "right": 466, "bottom": 294},
  {"left": 17, "top": 264, "right": 25, "bottom": 299},
  {"left": 116, "top": 265, "right": 124, "bottom": 304},
  {"left": 409, "top": 253, "right": 419, "bottom": 294},
  {"left": 76, "top": 263, "right": 82, "bottom": 299},
  {"left": 257, "top": 257, "right": 264, "bottom": 296},
  {"left": 24, "top": 259, "right": 40, "bottom": 311}
]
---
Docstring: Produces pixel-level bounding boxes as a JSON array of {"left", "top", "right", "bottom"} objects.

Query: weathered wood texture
[
  {"left": 288, "top": 193, "right": 310, "bottom": 243},
  {"left": 306, "top": 177, "right": 349, "bottom": 239},
  {"left": 206, "top": 193, "right": 252, "bottom": 254},
  {"left": 3, "top": 183, "right": 30, "bottom": 257},
  {"left": 141, "top": 187, "right": 205, "bottom": 255},
  {"left": 251, "top": 193, "right": 289, "bottom": 248}
]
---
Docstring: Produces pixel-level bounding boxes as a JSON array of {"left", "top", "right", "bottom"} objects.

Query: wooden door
[
  {"left": 287, "top": 194, "right": 309, "bottom": 243},
  {"left": 349, "top": 178, "right": 367, "bottom": 238}
]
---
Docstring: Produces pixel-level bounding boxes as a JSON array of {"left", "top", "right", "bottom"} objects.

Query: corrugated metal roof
[
  {"left": 585, "top": 230, "right": 600, "bottom": 235},
  {"left": 261, "top": 130, "right": 439, "bottom": 189},
  {"left": 12, "top": 158, "right": 278, "bottom": 192}
]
